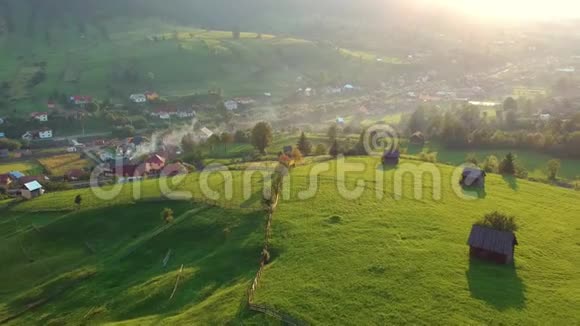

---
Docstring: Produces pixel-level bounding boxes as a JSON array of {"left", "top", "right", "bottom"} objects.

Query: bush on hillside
[
  {"left": 161, "top": 208, "right": 174, "bottom": 224},
  {"left": 476, "top": 211, "right": 518, "bottom": 232},
  {"left": 314, "top": 143, "right": 327, "bottom": 156}
]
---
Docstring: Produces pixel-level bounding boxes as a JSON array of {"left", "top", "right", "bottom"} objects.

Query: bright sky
[{"left": 427, "top": 0, "right": 580, "bottom": 21}]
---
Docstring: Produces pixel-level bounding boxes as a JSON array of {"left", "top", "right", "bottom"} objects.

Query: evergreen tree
[
  {"left": 499, "top": 152, "right": 516, "bottom": 175},
  {"left": 296, "top": 132, "right": 312, "bottom": 156}
]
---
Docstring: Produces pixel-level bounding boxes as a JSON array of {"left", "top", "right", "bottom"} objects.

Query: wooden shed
[
  {"left": 21, "top": 181, "right": 45, "bottom": 200},
  {"left": 467, "top": 225, "right": 518, "bottom": 264},
  {"left": 460, "top": 168, "right": 486, "bottom": 188},
  {"left": 382, "top": 150, "right": 400, "bottom": 165},
  {"left": 410, "top": 131, "right": 425, "bottom": 145}
]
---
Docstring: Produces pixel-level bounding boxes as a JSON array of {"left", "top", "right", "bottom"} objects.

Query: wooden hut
[
  {"left": 21, "top": 181, "right": 45, "bottom": 200},
  {"left": 460, "top": 168, "right": 486, "bottom": 188},
  {"left": 409, "top": 131, "right": 425, "bottom": 145},
  {"left": 382, "top": 150, "right": 400, "bottom": 165},
  {"left": 467, "top": 225, "right": 518, "bottom": 264}
]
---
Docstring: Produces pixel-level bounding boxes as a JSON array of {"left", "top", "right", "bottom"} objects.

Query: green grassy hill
[
  {"left": 1, "top": 158, "right": 579, "bottom": 324},
  {"left": 254, "top": 157, "right": 580, "bottom": 324},
  {"left": 0, "top": 14, "right": 406, "bottom": 115}
]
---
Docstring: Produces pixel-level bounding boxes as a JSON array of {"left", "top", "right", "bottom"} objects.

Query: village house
[
  {"left": 200, "top": 127, "right": 214, "bottom": 141},
  {"left": 65, "top": 169, "right": 86, "bottom": 181},
  {"left": 0, "top": 174, "right": 12, "bottom": 189},
  {"left": 145, "top": 91, "right": 160, "bottom": 102},
  {"left": 233, "top": 97, "right": 256, "bottom": 106},
  {"left": 9, "top": 171, "right": 25, "bottom": 181},
  {"left": 410, "top": 131, "right": 425, "bottom": 145},
  {"left": 21, "top": 180, "right": 44, "bottom": 200},
  {"left": 18, "top": 175, "right": 50, "bottom": 186},
  {"left": 224, "top": 100, "right": 238, "bottom": 111},
  {"left": 130, "top": 94, "right": 147, "bottom": 103},
  {"left": 161, "top": 162, "right": 188, "bottom": 177},
  {"left": 0, "top": 132, "right": 5, "bottom": 138},
  {"left": 47, "top": 101, "right": 56, "bottom": 109},
  {"left": 382, "top": 150, "right": 400, "bottom": 165},
  {"left": 22, "top": 129, "right": 53, "bottom": 140},
  {"left": 467, "top": 225, "right": 518, "bottom": 264},
  {"left": 30, "top": 112, "right": 48, "bottom": 122},
  {"left": 70, "top": 95, "right": 93, "bottom": 105},
  {"left": 460, "top": 168, "right": 486, "bottom": 188},
  {"left": 0, "top": 149, "right": 8, "bottom": 159},
  {"left": 145, "top": 154, "right": 166, "bottom": 172}
]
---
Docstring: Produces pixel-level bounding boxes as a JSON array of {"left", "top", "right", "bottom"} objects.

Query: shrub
[
  {"left": 314, "top": 143, "right": 327, "bottom": 156},
  {"left": 476, "top": 211, "right": 518, "bottom": 232},
  {"left": 499, "top": 152, "right": 516, "bottom": 175},
  {"left": 418, "top": 151, "right": 438, "bottom": 163},
  {"left": 482, "top": 155, "right": 499, "bottom": 173},
  {"left": 44, "top": 181, "right": 73, "bottom": 192},
  {"left": 161, "top": 208, "right": 174, "bottom": 224}
]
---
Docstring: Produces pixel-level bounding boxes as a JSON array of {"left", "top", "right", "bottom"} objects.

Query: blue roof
[
  {"left": 9, "top": 171, "right": 25, "bottom": 179},
  {"left": 23, "top": 181, "right": 43, "bottom": 191},
  {"left": 0, "top": 132, "right": 5, "bottom": 138}
]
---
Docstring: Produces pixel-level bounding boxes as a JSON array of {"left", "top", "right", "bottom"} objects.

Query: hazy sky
[{"left": 424, "top": 0, "right": 580, "bottom": 20}]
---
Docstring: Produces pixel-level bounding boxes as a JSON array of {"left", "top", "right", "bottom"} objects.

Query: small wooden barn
[
  {"left": 382, "top": 150, "right": 400, "bottom": 165},
  {"left": 467, "top": 225, "right": 518, "bottom": 264},
  {"left": 21, "top": 181, "right": 45, "bottom": 200},
  {"left": 409, "top": 131, "right": 425, "bottom": 145},
  {"left": 460, "top": 168, "right": 486, "bottom": 188}
]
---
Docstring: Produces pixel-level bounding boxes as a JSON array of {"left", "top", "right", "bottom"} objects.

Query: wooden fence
[{"left": 245, "top": 170, "right": 307, "bottom": 325}]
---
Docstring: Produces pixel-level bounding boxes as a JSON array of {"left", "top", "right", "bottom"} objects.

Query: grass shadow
[
  {"left": 465, "top": 258, "right": 526, "bottom": 310},
  {"left": 461, "top": 186, "right": 487, "bottom": 199},
  {"left": 503, "top": 175, "right": 519, "bottom": 191}
]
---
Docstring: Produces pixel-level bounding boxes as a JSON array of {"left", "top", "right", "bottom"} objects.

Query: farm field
[
  {"left": 253, "top": 157, "right": 580, "bottom": 324},
  {"left": 407, "top": 142, "right": 580, "bottom": 180},
  {"left": 38, "top": 153, "right": 91, "bottom": 176},
  {"left": 0, "top": 161, "right": 44, "bottom": 175}
]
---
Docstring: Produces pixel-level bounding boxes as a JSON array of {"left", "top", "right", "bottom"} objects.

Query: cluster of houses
[
  {"left": 296, "top": 84, "right": 359, "bottom": 98},
  {"left": 129, "top": 91, "right": 159, "bottom": 104},
  {"left": 104, "top": 153, "right": 188, "bottom": 182},
  {"left": 149, "top": 108, "right": 196, "bottom": 120},
  {"left": 224, "top": 97, "right": 257, "bottom": 111},
  {"left": 0, "top": 171, "right": 49, "bottom": 200}
]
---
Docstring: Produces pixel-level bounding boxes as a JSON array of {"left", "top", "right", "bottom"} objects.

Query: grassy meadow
[
  {"left": 1, "top": 16, "right": 406, "bottom": 115},
  {"left": 407, "top": 142, "right": 580, "bottom": 180},
  {"left": 1, "top": 155, "right": 579, "bottom": 324},
  {"left": 252, "top": 157, "right": 580, "bottom": 324}
]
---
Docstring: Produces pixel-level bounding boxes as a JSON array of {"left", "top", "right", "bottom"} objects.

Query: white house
[
  {"left": 30, "top": 112, "right": 48, "bottom": 122},
  {"left": 224, "top": 100, "right": 238, "bottom": 111},
  {"left": 176, "top": 110, "right": 195, "bottom": 119},
  {"left": 539, "top": 113, "right": 552, "bottom": 121},
  {"left": 39, "top": 129, "right": 53, "bottom": 139},
  {"left": 22, "top": 132, "right": 33, "bottom": 141},
  {"left": 200, "top": 127, "right": 214, "bottom": 140},
  {"left": 130, "top": 94, "right": 147, "bottom": 103}
]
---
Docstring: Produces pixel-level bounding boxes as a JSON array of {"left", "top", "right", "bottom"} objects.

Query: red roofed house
[
  {"left": 30, "top": 112, "right": 48, "bottom": 122},
  {"left": 65, "top": 169, "right": 86, "bottom": 181},
  {"left": 70, "top": 96, "right": 93, "bottom": 105},
  {"left": 47, "top": 101, "right": 56, "bottom": 109},
  {"left": 161, "top": 163, "right": 188, "bottom": 177},
  {"left": 0, "top": 174, "right": 12, "bottom": 189},
  {"left": 146, "top": 154, "right": 166, "bottom": 172}
]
